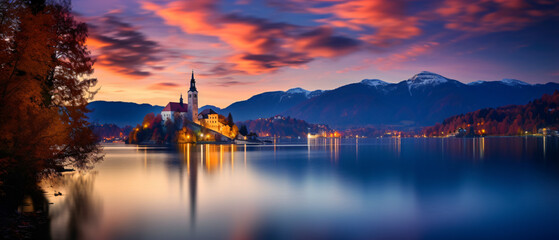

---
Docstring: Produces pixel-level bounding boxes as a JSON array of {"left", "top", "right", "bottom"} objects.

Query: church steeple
[
  {"left": 180, "top": 93, "right": 183, "bottom": 104},
  {"left": 189, "top": 70, "right": 197, "bottom": 92},
  {"left": 187, "top": 70, "right": 199, "bottom": 123}
]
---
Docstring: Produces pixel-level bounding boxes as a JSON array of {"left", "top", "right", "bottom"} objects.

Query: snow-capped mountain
[
  {"left": 283, "top": 71, "right": 559, "bottom": 127},
  {"left": 467, "top": 80, "right": 486, "bottom": 85},
  {"left": 361, "top": 79, "right": 389, "bottom": 87},
  {"left": 468, "top": 79, "right": 532, "bottom": 86},
  {"left": 286, "top": 87, "right": 309, "bottom": 95},
  {"left": 210, "top": 87, "right": 325, "bottom": 121},
  {"left": 501, "top": 78, "right": 531, "bottom": 86},
  {"left": 285, "top": 87, "right": 325, "bottom": 98},
  {"left": 406, "top": 71, "right": 451, "bottom": 88}
]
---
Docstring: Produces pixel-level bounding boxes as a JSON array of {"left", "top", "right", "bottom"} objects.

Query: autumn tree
[{"left": 0, "top": 0, "right": 101, "bottom": 203}]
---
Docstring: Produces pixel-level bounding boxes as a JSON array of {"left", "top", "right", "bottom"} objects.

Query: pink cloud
[
  {"left": 373, "top": 42, "right": 440, "bottom": 70},
  {"left": 335, "top": 60, "right": 373, "bottom": 74},
  {"left": 141, "top": 0, "right": 360, "bottom": 75},
  {"left": 149, "top": 82, "right": 181, "bottom": 90},
  {"left": 309, "top": 0, "right": 421, "bottom": 46}
]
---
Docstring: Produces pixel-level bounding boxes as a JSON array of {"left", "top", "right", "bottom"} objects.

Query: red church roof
[{"left": 162, "top": 102, "right": 188, "bottom": 112}]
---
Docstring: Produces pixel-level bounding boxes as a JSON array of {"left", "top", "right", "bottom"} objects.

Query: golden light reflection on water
[
  {"left": 543, "top": 136, "right": 546, "bottom": 159},
  {"left": 307, "top": 137, "right": 341, "bottom": 163},
  {"left": 42, "top": 138, "right": 559, "bottom": 240},
  {"left": 356, "top": 137, "right": 359, "bottom": 161}
]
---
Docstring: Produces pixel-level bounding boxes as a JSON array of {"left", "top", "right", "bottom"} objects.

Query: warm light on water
[{"left": 43, "top": 137, "right": 559, "bottom": 239}]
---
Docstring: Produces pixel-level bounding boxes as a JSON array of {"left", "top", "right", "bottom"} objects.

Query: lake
[{"left": 43, "top": 137, "right": 559, "bottom": 240}]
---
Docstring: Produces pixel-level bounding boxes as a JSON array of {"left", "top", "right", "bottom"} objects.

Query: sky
[{"left": 73, "top": 0, "right": 559, "bottom": 108}]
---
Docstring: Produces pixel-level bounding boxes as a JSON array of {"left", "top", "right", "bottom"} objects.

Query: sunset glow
[{"left": 74, "top": 0, "right": 559, "bottom": 107}]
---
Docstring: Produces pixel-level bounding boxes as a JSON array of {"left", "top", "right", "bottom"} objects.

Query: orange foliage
[{"left": 0, "top": 1, "right": 101, "bottom": 196}]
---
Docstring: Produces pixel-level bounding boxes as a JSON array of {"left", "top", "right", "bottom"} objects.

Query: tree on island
[
  {"left": 227, "top": 113, "right": 234, "bottom": 127},
  {"left": 0, "top": 0, "right": 101, "bottom": 210}
]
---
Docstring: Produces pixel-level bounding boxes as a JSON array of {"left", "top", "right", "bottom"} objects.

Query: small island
[{"left": 126, "top": 71, "right": 245, "bottom": 145}]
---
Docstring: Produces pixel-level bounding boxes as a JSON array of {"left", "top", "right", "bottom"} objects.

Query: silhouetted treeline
[
  {"left": 342, "top": 127, "right": 393, "bottom": 137},
  {"left": 423, "top": 91, "right": 559, "bottom": 136},
  {"left": 90, "top": 124, "right": 133, "bottom": 141},
  {"left": 237, "top": 116, "right": 331, "bottom": 137}
]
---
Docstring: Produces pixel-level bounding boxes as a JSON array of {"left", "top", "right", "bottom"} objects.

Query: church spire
[
  {"left": 180, "top": 93, "right": 183, "bottom": 104},
  {"left": 189, "top": 70, "right": 197, "bottom": 92}
]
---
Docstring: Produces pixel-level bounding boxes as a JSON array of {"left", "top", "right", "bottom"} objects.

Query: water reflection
[
  {"left": 186, "top": 144, "right": 197, "bottom": 228},
  {"left": 46, "top": 173, "right": 101, "bottom": 240},
  {"left": 45, "top": 137, "right": 559, "bottom": 240}
]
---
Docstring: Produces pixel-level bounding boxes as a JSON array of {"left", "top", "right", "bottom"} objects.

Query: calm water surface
[{"left": 44, "top": 137, "right": 559, "bottom": 240}]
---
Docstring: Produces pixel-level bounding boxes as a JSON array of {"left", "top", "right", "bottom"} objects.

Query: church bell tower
[{"left": 188, "top": 70, "right": 198, "bottom": 123}]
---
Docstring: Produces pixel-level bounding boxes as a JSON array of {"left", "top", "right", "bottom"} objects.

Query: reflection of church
[
  {"left": 176, "top": 144, "right": 242, "bottom": 227},
  {"left": 162, "top": 71, "right": 199, "bottom": 124}
]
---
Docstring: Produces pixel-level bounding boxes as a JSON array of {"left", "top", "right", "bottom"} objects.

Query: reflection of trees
[{"left": 50, "top": 173, "right": 101, "bottom": 240}]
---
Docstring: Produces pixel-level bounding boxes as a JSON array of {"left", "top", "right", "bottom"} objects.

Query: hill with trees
[
  {"left": 423, "top": 91, "right": 559, "bottom": 137},
  {"left": 238, "top": 116, "right": 332, "bottom": 138},
  {"left": 90, "top": 124, "right": 133, "bottom": 141}
]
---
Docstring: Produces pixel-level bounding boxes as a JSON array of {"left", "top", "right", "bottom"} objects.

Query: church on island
[
  {"left": 161, "top": 71, "right": 198, "bottom": 124},
  {"left": 161, "top": 71, "right": 237, "bottom": 140}
]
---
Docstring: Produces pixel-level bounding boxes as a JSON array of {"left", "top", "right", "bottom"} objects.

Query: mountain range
[{"left": 87, "top": 71, "right": 559, "bottom": 128}]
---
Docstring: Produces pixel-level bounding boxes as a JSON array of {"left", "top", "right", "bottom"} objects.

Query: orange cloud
[
  {"left": 85, "top": 37, "right": 110, "bottom": 49},
  {"left": 141, "top": 0, "right": 360, "bottom": 75},
  {"left": 309, "top": 0, "right": 421, "bottom": 46}
]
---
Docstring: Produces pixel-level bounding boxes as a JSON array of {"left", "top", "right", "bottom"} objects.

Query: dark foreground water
[{"left": 44, "top": 137, "right": 559, "bottom": 240}]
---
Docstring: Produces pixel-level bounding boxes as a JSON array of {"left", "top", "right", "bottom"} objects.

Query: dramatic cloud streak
[
  {"left": 437, "top": 0, "right": 559, "bottom": 32},
  {"left": 87, "top": 14, "right": 166, "bottom": 77},
  {"left": 142, "top": 0, "right": 361, "bottom": 75},
  {"left": 309, "top": 0, "right": 421, "bottom": 46}
]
